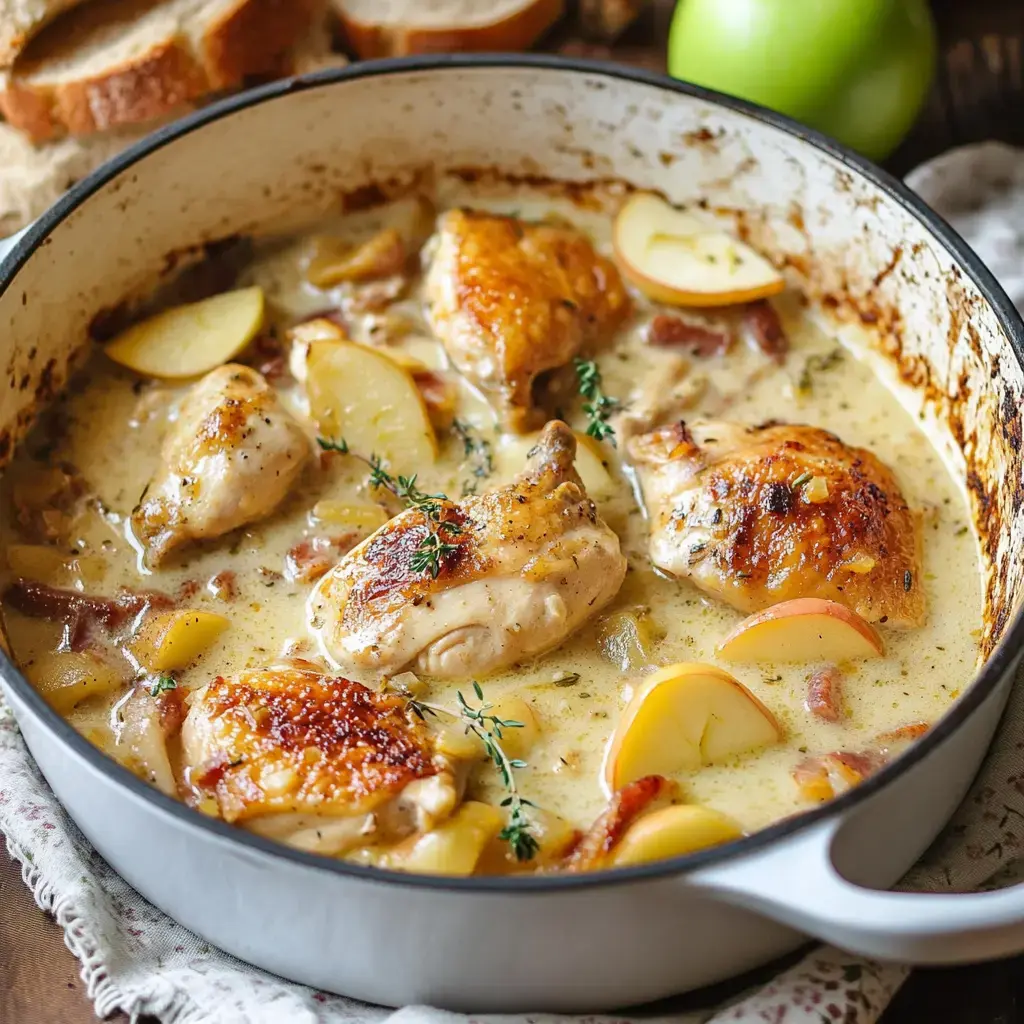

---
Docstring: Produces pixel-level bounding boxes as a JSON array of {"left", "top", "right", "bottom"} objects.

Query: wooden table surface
[{"left": 4, "top": 2, "right": 1024, "bottom": 1021}]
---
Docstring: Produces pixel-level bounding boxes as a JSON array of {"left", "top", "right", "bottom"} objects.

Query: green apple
[{"left": 667, "top": 0, "right": 937, "bottom": 162}]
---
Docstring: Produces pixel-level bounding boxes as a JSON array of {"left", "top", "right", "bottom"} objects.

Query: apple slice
[
  {"left": 611, "top": 804, "right": 742, "bottom": 867},
  {"left": 604, "top": 662, "right": 781, "bottom": 790},
  {"left": 104, "top": 286, "right": 265, "bottom": 379},
  {"left": 717, "top": 598, "right": 883, "bottom": 664},
  {"left": 306, "top": 338, "right": 437, "bottom": 470},
  {"left": 614, "top": 192, "right": 785, "bottom": 307}
]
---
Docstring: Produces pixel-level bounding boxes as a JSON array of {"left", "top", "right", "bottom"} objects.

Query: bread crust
[
  {"left": 335, "top": 0, "right": 565, "bottom": 59},
  {"left": 0, "top": 0, "right": 319, "bottom": 142},
  {"left": 0, "top": 0, "right": 90, "bottom": 68}
]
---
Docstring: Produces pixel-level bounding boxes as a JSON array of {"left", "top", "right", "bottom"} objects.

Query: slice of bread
[
  {"left": 0, "top": 120, "right": 152, "bottom": 234},
  {"left": 333, "top": 0, "right": 565, "bottom": 59},
  {"left": 0, "top": 0, "right": 92, "bottom": 67},
  {"left": 0, "top": 17, "right": 348, "bottom": 234},
  {"left": 0, "top": 0, "right": 320, "bottom": 142},
  {"left": 578, "top": 0, "right": 647, "bottom": 41}
]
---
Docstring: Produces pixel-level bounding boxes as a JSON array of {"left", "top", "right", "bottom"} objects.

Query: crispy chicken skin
[
  {"left": 425, "top": 210, "right": 631, "bottom": 431},
  {"left": 629, "top": 420, "right": 925, "bottom": 626},
  {"left": 309, "top": 421, "right": 628, "bottom": 679},
  {"left": 131, "top": 364, "right": 310, "bottom": 566},
  {"left": 181, "top": 666, "right": 459, "bottom": 855}
]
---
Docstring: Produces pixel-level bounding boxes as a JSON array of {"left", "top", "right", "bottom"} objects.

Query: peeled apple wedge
[
  {"left": 104, "top": 287, "right": 265, "bottom": 379},
  {"left": 613, "top": 192, "right": 785, "bottom": 307},
  {"left": 497, "top": 430, "right": 615, "bottom": 498},
  {"left": 717, "top": 598, "right": 884, "bottom": 664},
  {"left": 26, "top": 651, "right": 125, "bottom": 714},
  {"left": 387, "top": 802, "right": 504, "bottom": 876},
  {"left": 129, "top": 609, "right": 230, "bottom": 672},
  {"left": 604, "top": 662, "right": 781, "bottom": 790},
  {"left": 306, "top": 340, "right": 437, "bottom": 470},
  {"left": 611, "top": 804, "right": 743, "bottom": 867}
]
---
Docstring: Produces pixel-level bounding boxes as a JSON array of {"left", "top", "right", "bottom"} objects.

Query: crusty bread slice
[
  {"left": 0, "top": 17, "right": 348, "bottom": 234},
  {"left": 0, "top": 0, "right": 92, "bottom": 68},
  {"left": 333, "top": 0, "right": 565, "bottom": 59},
  {"left": 268, "top": 10, "right": 348, "bottom": 77},
  {"left": 0, "top": 0, "right": 320, "bottom": 142},
  {"left": 0, "top": 120, "right": 151, "bottom": 234}
]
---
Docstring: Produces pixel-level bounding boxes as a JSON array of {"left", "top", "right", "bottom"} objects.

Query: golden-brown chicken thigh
[
  {"left": 425, "top": 210, "right": 630, "bottom": 431},
  {"left": 309, "top": 421, "right": 628, "bottom": 678},
  {"left": 181, "top": 666, "right": 460, "bottom": 855},
  {"left": 131, "top": 364, "right": 310, "bottom": 566},
  {"left": 629, "top": 420, "right": 924, "bottom": 626}
]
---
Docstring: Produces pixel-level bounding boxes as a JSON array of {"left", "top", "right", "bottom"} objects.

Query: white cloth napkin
[{"left": 2, "top": 143, "right": 1024, "bottom": 1023}]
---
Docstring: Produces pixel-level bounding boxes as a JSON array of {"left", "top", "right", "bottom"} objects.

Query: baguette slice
[
  {"left": 333, "top": 0, "right": 565, "bottom": 59},
  {"left": 0, "top": 0, "right": 320, "bottom": 142},
  {"left": 0, "top": 0, "right": 92, "bottom": 68},
  {"left": 0, "top": 19, "right": 347, "bottom": 234}
]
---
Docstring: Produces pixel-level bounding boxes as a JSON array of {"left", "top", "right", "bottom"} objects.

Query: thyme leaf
[
  {"left": 573, "top": 357, "right": 619, "bottom": 447},
  {"left": 451, "top": 419, "right": 494, "bottom": 495},
  {"left": 317, "top": 436, "right": 463, "bottom": 578},
  {"left": 402, "top": 681, "right": 540, "bottom": 862},
  {"left": 150, "top": 675, "right": 177, "bottom": 696}
]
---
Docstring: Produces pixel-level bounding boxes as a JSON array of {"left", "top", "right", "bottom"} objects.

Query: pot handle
[{"left": 688, "top": 817, "right": 1024, "bottom": 964}]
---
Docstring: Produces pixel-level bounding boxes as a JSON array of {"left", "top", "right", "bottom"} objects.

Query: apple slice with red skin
[
  {"left": 604, "top": 662, "right": 782, "bottom": 791},
  {"left": 717, "top": 598, "right": 884, "bottom": 664},
  {"left": 613, "top": 192, "right": 786, "bottom": 307}
]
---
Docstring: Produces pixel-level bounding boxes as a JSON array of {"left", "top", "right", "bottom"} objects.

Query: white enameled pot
[{"left": 3, "top": 57, "right": 1024, "bottom": 1012}]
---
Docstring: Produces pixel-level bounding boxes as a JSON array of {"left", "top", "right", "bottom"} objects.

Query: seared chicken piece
[
  {"left": 131, "top": 364, "right": 310, "bottom": 566},
  {"left": 629, "top": 420, "right": 925, "bottom": 626},
  {"left": 309, "top": 421, "right": 627, "bottom": 679},
  {"left": 181, "top": 666, "right": 460, "bottom": 855},
  {"left": 425, "top": 210, "right": 631, "bottom": 431}
]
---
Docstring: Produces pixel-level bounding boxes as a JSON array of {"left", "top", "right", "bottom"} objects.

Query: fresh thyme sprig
[
  {"left": 404, "top": 681, "right": 540, "bottom": 862},
  {"left": 451, "top": 419, "right": 494, "bottom": 495},
  {"left": 573, "top": 357, "right": 619, "bottom": 447},
  {"left": 317, "top": 436, "right": 463, "bottom": 578},
  {"left": 150, "top": 675, "right": 177, "bottom": 696}
]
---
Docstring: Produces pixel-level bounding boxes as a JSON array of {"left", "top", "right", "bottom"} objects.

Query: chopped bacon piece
[
  {"left": 793, "top": 750, "right": 885, "bottom": 803},
  {"left": 561, "top": 775, "right": 676, "bottom": 872},
  {"left": 805, "top": 666, "right": 843, "bottom": 723},
  {"left": 412, "top": 370, "right": 456, "bottom": 431},
  {"left": 177, "top": 579, "right": 201, "bottom": 601},
  {"left": 243, "top": 334, "right": 290, "bottom": 383},
  {"left": 744, "top": 299, "right": 788, "bottom": 362},
  {"left": 207, "top": 570, "right": 238, "bottom": 602},
  {"left": 877, "top": 722, "right": 929, "bottom": 745},
  {"left": 4, "top": 580, "right": 175, "bottom": 655},
  {"left": 646, "top": 314, "right": 732, "bottom": 356},
  {"left": 284, "top": 534, "right": 359, "bottom": 583},
  {"left": 156, "top": 685, "right": 187, "bottom": 736},
  {"left": 346, "top": 275, "right": 407, "bottom": 314},
  {"left": 4, "top": 580, "right": 173, "bottom": 630}
]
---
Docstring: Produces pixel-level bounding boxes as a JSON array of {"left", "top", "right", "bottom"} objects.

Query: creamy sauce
[{"left": 0, "top": 182, "right": 984, "bottom": 859}]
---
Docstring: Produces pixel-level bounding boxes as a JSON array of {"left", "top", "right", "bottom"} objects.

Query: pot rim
[{"left": 1, "top": 53, "right": 1022, "bottom": 895}]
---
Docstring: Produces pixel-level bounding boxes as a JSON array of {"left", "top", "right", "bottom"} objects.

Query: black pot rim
[{"left": 2, "top": 53, "right": 1023, "bottom": 896}]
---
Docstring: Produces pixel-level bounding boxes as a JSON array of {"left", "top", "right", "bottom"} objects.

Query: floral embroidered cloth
[{"left": 2, "top": 143, "right": 1024, "bottom": 1023}]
